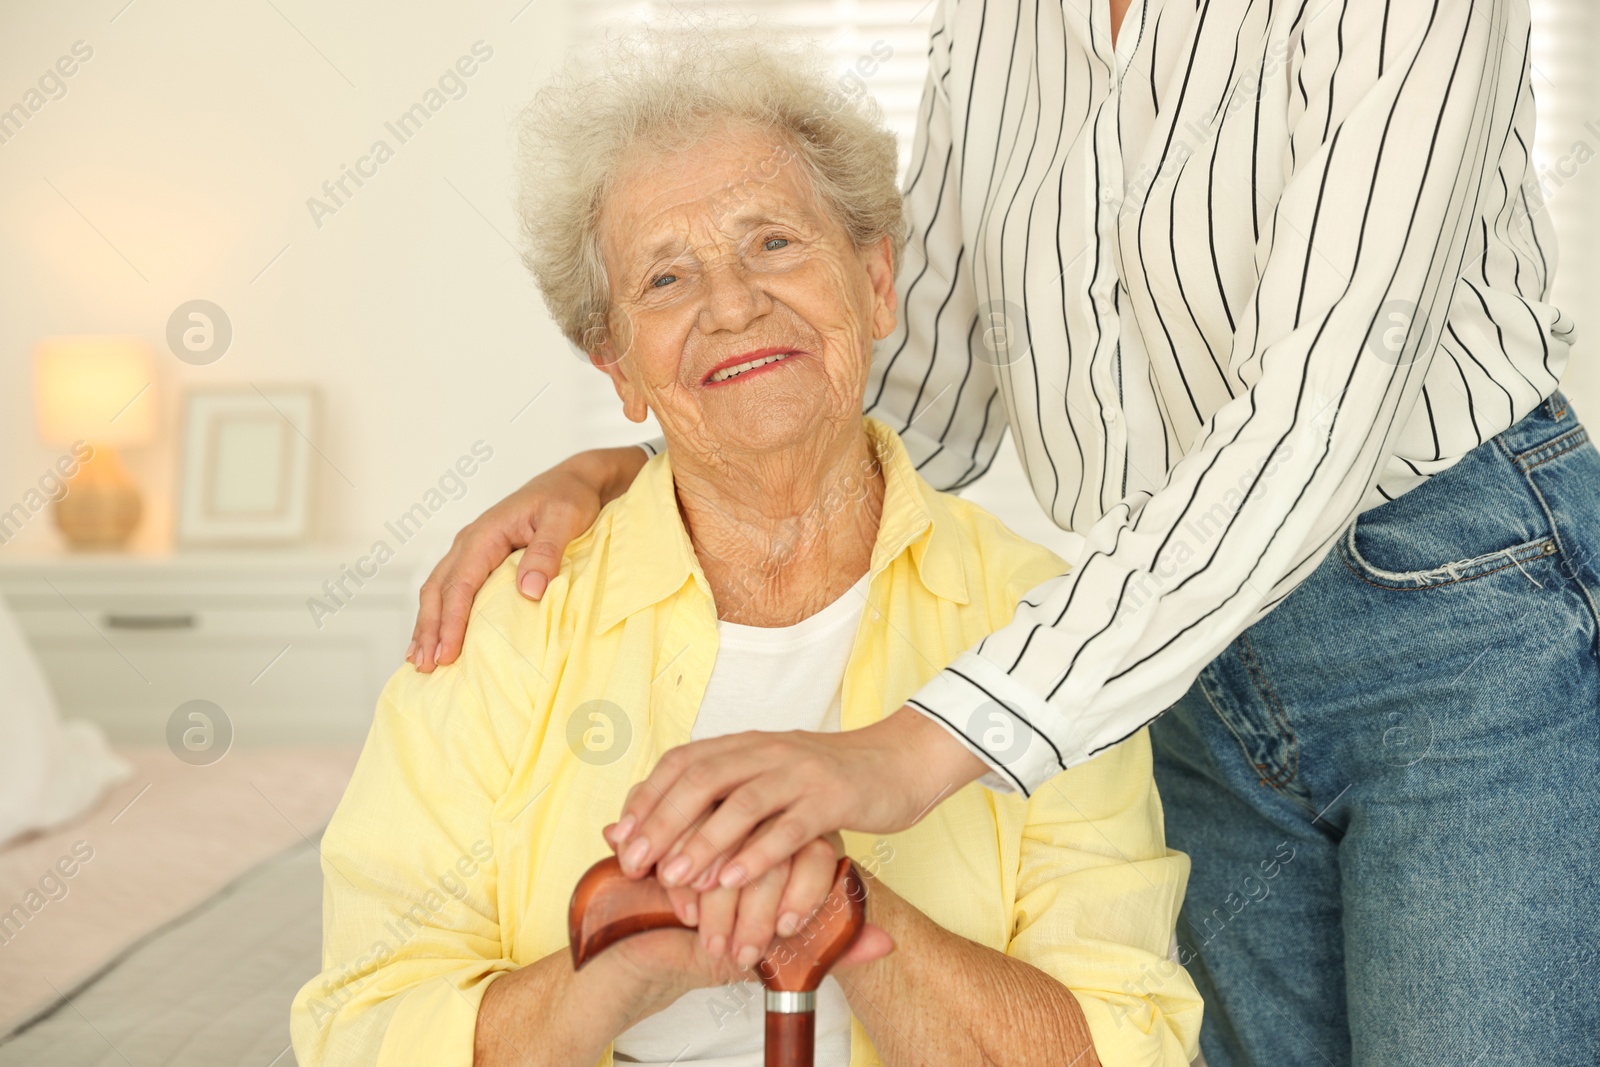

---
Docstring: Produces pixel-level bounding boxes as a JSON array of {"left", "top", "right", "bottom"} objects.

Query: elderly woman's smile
[{"left": 701, "top": 347, "right": 801, "bottom": 386}]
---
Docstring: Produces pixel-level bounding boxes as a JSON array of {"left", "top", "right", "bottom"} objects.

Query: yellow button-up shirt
[{"left": 291, "top": 418, "right": 1201, "bottom": 1067}]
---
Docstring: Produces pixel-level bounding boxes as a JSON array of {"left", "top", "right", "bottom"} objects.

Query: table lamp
[{"left": 34, "top": 336, "right": 156, "bottom": 549}]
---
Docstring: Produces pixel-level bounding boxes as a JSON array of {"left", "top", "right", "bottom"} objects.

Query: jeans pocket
[
  {"left": 1337, "top": 521, "right": 1558, "bottom": 590},
  {"left": 1336, "top": 422, "right": 1560, "bottom": 590}
]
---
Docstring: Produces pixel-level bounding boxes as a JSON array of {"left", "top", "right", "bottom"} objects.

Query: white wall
[
  {"left": 0, "top": 0, "right": 648, "bottom": 570},
  {"left": 0, "top": 0, "right": 1596, "bottom": 572},
  {"left": 1530, "top": 0, "right": 1600, "bottom": 417}
]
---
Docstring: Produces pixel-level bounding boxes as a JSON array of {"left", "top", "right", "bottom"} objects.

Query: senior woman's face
[{"left": 591, "top": 121, "right": 897, "bottom": 459}]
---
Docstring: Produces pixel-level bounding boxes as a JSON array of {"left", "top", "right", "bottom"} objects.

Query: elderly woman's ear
[
  {"left": 864, "top": 233, "right": 899, "bottom": 342},
  {"left": 590, "top": 321, "right": 651, "bottom": 424}
]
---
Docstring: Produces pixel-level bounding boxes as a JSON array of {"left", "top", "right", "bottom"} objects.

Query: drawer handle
[{"left": 103, "top": 613, "right": 197, "bottom": 630}]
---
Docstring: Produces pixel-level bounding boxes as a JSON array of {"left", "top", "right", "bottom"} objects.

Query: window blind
[{"left": 576, "top": 0, "right": 938, "bottom": 177}]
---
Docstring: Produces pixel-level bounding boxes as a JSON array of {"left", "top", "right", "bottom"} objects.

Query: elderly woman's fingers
[
  {"left": 773, "top": 835, "right": 842, "bottom": 938},
  {"left": 696, "top": 882, "right": 740, "bottom": 958},
  {"left": 835, "top": 924, "right": 895, "bottom": 968},
  {"left": 664, "top": 883, "right": 700, "bottom": 928},
  {"left": 638, "top": 811, "right": 709, "bottom": 927},
  {"left": 730, "top": 861, "right": 789, "bottom": 970}
]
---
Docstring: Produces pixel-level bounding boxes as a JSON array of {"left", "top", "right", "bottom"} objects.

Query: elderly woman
[{"left": 291, "top": 32, "right": 1200, "bottom": 1067}]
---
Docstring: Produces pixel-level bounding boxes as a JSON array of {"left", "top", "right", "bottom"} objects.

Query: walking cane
[{"left": 569, "top": 854, "right": 867, "bottom": 1067}]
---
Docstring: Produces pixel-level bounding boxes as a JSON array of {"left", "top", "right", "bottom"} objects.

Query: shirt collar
[{"left": 596, "top": 417, "right": 970, "bottom": 633}]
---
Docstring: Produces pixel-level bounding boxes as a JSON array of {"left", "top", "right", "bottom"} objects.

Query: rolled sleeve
[{"left": 1006, "top": 730, "right": 1202, "bottom": 1066}]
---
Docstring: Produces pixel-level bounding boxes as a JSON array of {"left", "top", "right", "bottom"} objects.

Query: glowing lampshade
[
  {"left": 34, "top": 335, "right": 155, "bottom": 447},
  {"left": 32, "top": 336, "right": 156, "bottom": 549}
]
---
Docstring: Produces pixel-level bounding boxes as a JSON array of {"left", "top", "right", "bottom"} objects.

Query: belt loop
[{"left": 1543, "top": 391, "right": 1569, "bottom": 421}]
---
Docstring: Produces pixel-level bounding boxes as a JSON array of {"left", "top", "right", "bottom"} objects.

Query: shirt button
[{"left": 1106, "top": 408, "right": 1120, "bottom": 422}]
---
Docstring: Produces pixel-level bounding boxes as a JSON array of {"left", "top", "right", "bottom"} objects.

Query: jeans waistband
[{"left": 1491, "top": 390, "right": 1586, "bottom": 458}]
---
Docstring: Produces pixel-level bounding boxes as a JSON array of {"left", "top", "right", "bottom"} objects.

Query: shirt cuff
[
  {"left": 904, "top": 651, "right": 1086, "bottom": 796},
  {"left": 374, "top": 968, "right": 508, "bottom": 1067}
]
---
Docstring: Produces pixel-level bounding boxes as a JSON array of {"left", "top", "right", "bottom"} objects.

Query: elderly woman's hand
[
  {"left": 613, "top": 821, "right": 888, "bottom": 972},
  {"left": 605, "top": 926, "right": 758, "bottom": 1016},
  {"left": 605, "top": 828, "right": 892, "bottom": 1018}
]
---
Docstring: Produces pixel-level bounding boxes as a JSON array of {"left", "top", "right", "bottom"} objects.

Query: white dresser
[{"left": 0, "top": 548, "right": 416, "bottom": 746}]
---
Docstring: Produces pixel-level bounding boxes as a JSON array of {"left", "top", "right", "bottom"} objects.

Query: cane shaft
[{"left": 764, "top": 1008, "right": 816, "bottom": 1067}]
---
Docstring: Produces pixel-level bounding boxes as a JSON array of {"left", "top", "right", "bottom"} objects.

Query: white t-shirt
[{"left": 610, "top": 573, "right": 869, "bottom": 1067}]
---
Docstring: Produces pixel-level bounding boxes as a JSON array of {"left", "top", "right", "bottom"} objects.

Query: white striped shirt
[{"left": 878, "top": 0, "right": 1573, "bottom": 794}]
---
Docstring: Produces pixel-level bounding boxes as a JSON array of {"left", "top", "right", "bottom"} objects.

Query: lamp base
[{"left": 55, "top": 446, "right": 142, "bottom": 550}]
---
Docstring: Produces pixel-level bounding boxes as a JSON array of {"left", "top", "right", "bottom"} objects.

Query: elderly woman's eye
[
  {"left": 763, "top": 237, "right": 789, "bottom": 251},
  {"left": 651, "top": 274, "right": 677, "bottom": 288}
]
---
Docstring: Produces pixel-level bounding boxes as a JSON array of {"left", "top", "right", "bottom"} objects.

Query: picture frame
[{"left": 176, "top": 386, "right": 319, "bottom": 545}]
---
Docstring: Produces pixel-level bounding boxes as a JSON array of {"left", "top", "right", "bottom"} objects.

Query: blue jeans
[{"left": 1150, "top": 391, "right": 1600, "bottom": 1067}]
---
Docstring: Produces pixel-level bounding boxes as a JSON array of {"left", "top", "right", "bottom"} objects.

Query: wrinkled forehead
[{"left": 600, "top": 124, "right": 827, "bottom": 267}]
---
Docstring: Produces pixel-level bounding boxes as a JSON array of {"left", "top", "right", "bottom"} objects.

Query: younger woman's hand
[
  {"left": 408, "top": 446, "right": 648, "bottom": 672},
  {"left": 610, "top": 709, "right": 990, "bottom": 894}
]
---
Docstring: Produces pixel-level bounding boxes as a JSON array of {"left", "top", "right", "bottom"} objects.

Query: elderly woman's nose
[{"left": 697, "top": 257, "right": 770, "bottom": 334}]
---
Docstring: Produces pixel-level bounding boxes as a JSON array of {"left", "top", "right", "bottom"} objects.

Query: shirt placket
[
  {"left": 1109, "top": 0, "right": 1172, "bottom": 498},
  {"left": 1090, "top": 0, "right": 1133, "bottom": 505},
  {"left": 645, "top": 590, "right": 719, "bottom": 757}
]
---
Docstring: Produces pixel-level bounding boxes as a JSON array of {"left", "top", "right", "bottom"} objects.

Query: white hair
[{"left": 513, "top": 22, "right": 907, "bottom": 350}]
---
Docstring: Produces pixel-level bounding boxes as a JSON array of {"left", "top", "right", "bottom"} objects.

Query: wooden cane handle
[
  {"left": 568, "top": 856, "right": 687, "bottom": 969},
  {"left": 569, "top": 855, "right": 866, "bottom": 989},
  {"left": 570, "top": 855, "right": 865, "bottom": 1067}
]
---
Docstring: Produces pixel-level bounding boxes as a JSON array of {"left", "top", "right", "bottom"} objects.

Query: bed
[{"left": 0, "top": 746, "right": 358, "bottom": 1066}]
